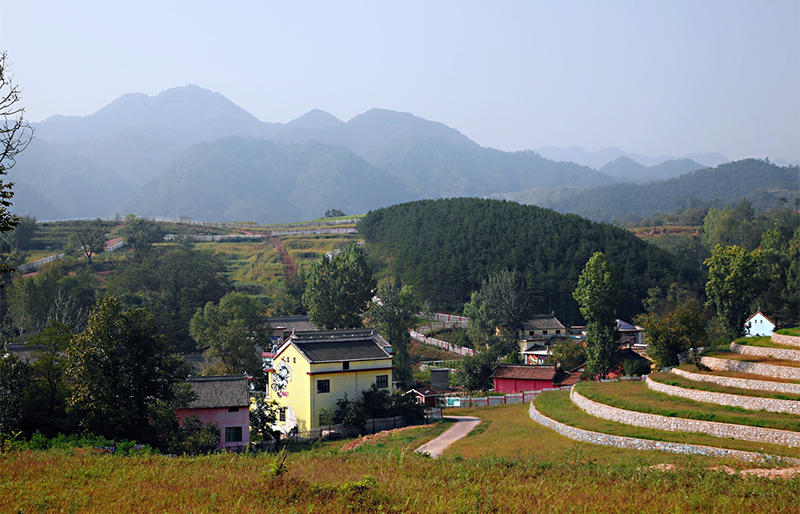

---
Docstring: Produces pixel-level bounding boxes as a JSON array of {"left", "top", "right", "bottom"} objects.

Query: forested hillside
[
  {"left": 359, "top": 198, "right": 702, "bottom": 324},
  {"left": 498, "top": 159, "right": 799, "bottom": 223}
]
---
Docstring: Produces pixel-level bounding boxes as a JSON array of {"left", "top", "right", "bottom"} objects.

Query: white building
[{"left": 744, "top": 310, "right": 776, "bottom": 337}]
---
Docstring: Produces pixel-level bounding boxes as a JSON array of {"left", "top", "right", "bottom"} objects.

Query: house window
[
  {"left": 529, "top": 331, "right": 534, "bottom": 336},
  {"left": 225, "top": 426, "right": 242, "bottom": 443},
  {"left": 555, "top": 330, "right": 561, "bottom": 334},
  {"left": 228, "top": 407, "right": 239, "bottom": 412},
  {"left": 542, "top": 330, "right": 548, "bottom": 335},
  {"left": 317, "top": 379, "right": 330, "bottom": 393},
  {"left": 342, "top": 361, "right": 350, "bottom": 370},
  {"left": 376, "top": 375, "right": 388, "bottom": 389},
  {"left": 279, "top": 407, "right": 286, "bottom": 422}
]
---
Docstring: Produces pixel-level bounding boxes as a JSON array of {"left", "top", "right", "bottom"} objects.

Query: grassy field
[
  {"left": 575, "top": 381, "right": 800, "bottom": 432},
  {"left": 534, "top": 390, "right": 800, "bottom": 460},
  {"left": 677, "top": 364, "right": 800, "bottom": 384},
  {"left": 650, "top": 372, "right": 800, "bottom": 401},
  {"left": 4, "top": 407, "right": 800, "bottom": 512},
  {"left": 703, "top": 351, "right": 800, "bottom": 368},
  {"left": 777, "top": 327, "right": 800, "bottom": 337},
  {"left": 734, "top": 336, "right": 800, "bottom": 350}
]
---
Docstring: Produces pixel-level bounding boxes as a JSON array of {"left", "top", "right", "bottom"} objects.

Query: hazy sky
[{"left": 2, "top": 1, "right": 798, "bottom": 161}]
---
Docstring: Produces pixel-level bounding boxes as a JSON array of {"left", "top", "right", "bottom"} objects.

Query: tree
[
  {"left": 635, "top": 297, "right": 708, "bottom": 368},
  {"left": 71, "top": 219, "right": 106, "bottom": 265},
  {"left": 549, "top": 339, "right": 586, "bottom": 370},
  {"left": 249, "top": 396, "right": 279, "bottom": 441},
  {"left": 0, "top": 352, "right": 30, "bottom": 433},
  {"left": 302, "top": 245, "right": 375, "bottom": 329},
  {"left": 367, "top": 283, "right": 418, "bottom": 387},
  {"left": 26, "top": 321, "right": 73, "bottom": 434},
  {"left": 704, "top": 244, "right": 764, "bottom": 338},
  {"left": 0, "top": 52, "right": 34, "bottom": 274},
  {"left": 572, "top": 252, "right": 619, "bottom": 378},
  {"left": 324, "top": 209, "right": 345, "bottom": 218},
  {"left": 2, "top": 215, "right": 37, "bottom": 251},
  {"left": 119, "top": 215, "right": 163, "bottom": 258},
  {"left": 66, "top": 297, "right": 186, "bottom": 443},
  {"left": 453, "top": 338, "right": 516, "bottom": 391},
  {"left": 464, "top": 269, "right": 527, "bottom": 342},
  {"left": 189, "top": 292, "right": 266, "bottom": 375}
]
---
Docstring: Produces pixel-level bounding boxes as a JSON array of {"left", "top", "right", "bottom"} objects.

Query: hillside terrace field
[
  {"left": 4, "top": 404, "right": 800, "bottom": 513},
  {"left": 574, "top": 381, "right": 800, "bottom": 432}
]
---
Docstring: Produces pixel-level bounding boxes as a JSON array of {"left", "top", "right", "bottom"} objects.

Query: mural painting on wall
[{"left": 272, "top": 361, "right": 292, "bottom": 397}]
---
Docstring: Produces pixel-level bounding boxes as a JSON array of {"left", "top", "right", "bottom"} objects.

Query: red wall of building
[{"left": 493, "top": 377, "right": 553, "bottom": 393}]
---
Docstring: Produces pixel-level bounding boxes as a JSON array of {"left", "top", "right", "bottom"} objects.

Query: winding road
[{"left": 415, "top": 416, "right": 481, "bottom": 458}]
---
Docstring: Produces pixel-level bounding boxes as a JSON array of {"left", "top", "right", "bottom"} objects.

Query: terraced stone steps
[
  {"left": 646, "top": 374, "right": 800, "bottom": 414},
  {"left": 530, "top": 390, "right": 800, "bottom": 462},
  {"left": 665, "top": 368, "right": 800, "bottom": 397},
  {"left": 571, "top": 387, "right": 800, "bottom": 447},
  {"left": 730, "top": 341, "right": 800, "bottom": 361}
]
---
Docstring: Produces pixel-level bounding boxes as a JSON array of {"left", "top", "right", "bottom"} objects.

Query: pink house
[{"left": 176, "top": 375, "right": 250, "bottom": 451}]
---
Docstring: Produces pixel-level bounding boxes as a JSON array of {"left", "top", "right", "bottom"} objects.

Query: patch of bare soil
[{"left": 340, "top": 424, "right": 434, "bottom": 452}]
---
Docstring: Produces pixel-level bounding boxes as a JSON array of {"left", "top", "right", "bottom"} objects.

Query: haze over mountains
[{"left": 9, "top": 85, "right": 796, "bottom": 223}]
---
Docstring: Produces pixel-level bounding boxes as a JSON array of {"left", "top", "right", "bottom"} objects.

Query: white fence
[
  {"left": 17, "top": 253, "right": 65, "bottom": 272},
  {"left": 419, "top": 312, "right": 469, "bottom": 326},
  {"left": 410, "top": 330, "right": 474, "bottom": 357}
]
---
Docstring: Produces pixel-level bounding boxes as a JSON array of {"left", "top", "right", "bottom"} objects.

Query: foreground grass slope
[{"left": 3, "top": 410, "right": 800, "bottom": 513}]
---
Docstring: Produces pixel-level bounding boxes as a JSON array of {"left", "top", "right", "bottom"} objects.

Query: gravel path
[{"left": 415, "top": 416, "right": 481, "bottom": 458}]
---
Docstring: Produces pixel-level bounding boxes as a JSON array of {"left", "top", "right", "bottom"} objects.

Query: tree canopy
[
  {"left": 302, "top": 245, "right": 375, "bottom": 329},
  {"left": 573, "top": 252, "right": 620, "bottom": 378}
]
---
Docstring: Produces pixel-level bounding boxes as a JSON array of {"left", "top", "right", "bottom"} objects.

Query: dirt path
[
  {"left": 415, "top": 416, "right": 481, "bottom": 458},
  {"left": 270, "top": 236, "right": 296, "bottom": 277}
]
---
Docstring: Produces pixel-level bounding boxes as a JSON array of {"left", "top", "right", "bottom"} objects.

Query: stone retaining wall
[
  {"left": 570, "top": 388, "right": 800, "bottom": 447},
  {"left": 701, "top": 356, "right": 800, "bottom": 381},
  {"left": 730, "top": 342, "right": 800, "bottom": 361},
  {"left": 671, "top": 367, "right": 800, "bottom": 395},
  {"left": 772, "top": 333, "right": 800, "bottom": 348},
  {"left": 646, "top": 376, "right": 800, "bottom": 415},
  {"left": 527, "top": 401, "right": 797, "bottom": 464}
]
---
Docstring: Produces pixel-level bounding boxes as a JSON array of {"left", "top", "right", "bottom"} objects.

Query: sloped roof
[
  {"left": 283, "top": 329, "right": 391, "bottom": 363},
  {"left": 184, "top": 375, "right": 249, "bottom": 409},
  {"left": 554, "top": 370, "right": 582, "bottom": 387},
  {"left": 266, "top": 315, "right": 317, "bottom": 332},
  {"left": 493, "top": 364, "right": 556, "bottom": 380},
  {"left": 616, "top": 319, "right": 641, "bottom": 331},
  {"left": 522, "top": 314, "right": 565, "bottom": 331},
  {"left": 745, "top": 310, "right": 776, "bottom": 326}
]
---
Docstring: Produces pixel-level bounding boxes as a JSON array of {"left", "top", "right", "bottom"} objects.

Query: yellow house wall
[
  {"left": 310, "top": 359, "right": 392, "bottom": 429},
  {"left": 267, "top": 345, "right": 312, "bottom": 433}
]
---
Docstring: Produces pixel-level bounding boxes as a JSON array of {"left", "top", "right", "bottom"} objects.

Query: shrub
[{"left": 622, "top": 359, "right": 651, "bottom": 377}]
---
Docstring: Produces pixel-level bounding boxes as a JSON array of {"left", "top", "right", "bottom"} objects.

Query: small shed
[
  {"left": 406, "top": 387, "right": 448, "bottom": 407},
  {"left": 493, "top": 365, "right": 558, "bottom": 393},
  {"left": 744, "top": 310, "right": 776, "bottom": 337},
  {"left": 176, "top": 375, "right": 250, "bottom": 450}
]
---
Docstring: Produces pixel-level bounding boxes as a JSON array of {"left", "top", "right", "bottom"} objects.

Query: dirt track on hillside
[{"left": 270, "top": 236, "right": 296, "bottom": 277}]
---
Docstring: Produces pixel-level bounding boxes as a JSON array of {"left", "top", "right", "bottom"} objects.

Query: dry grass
[{"left": 5, "top": 412, "right": 800, "bottom": 512}]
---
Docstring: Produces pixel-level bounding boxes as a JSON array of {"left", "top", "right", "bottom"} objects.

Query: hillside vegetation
[
  {"left": 499, "top": 159, "right": 800, "bottom": 223},
  {"left": 359, "top": 198, "right": 701, "bottom": 323}
]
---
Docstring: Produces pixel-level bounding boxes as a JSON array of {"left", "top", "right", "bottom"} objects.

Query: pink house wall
[{"left": 176, "top": 407, "right": 250, "bottom": 449}]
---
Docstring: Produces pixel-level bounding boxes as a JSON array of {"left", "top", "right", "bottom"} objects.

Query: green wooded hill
[
  {"left": 498, "top": 159, "right": 800, "bottom": 222},
  {"left": 359, "top": 198, "right": 702, "bottom": 324}
]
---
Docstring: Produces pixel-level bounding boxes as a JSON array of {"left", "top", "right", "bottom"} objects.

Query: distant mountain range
[
  {"left": 496, "top": 159, "right": 800, "bottom": 222},
  {"left": 535, "top": 145, "right": 729, "bottom": 169},
  {"left": 8, "top": 85, "right": 794, "bottom": 223}
]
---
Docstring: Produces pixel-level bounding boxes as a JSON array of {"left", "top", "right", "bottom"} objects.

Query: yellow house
[{"left": 267, "top": 329, "right": 393, "bottom": 433}]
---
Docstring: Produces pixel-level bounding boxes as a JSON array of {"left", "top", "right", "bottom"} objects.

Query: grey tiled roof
[
  {"left": 288, "top": 329, "right": 391, "bottom": 363},
  {"left": 184, "top": 375, "right": 249, "bottom": 409},
  {"left": 266, "top": 315, "right": 317, "bottom": 332},
  {"left": 521, "top": 314, "right": 565, "bottom": 331}
]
